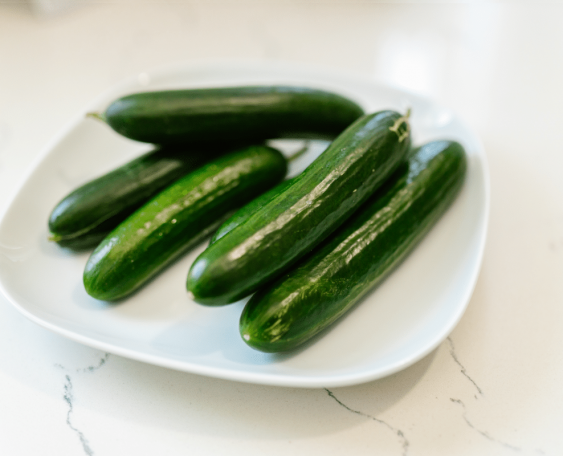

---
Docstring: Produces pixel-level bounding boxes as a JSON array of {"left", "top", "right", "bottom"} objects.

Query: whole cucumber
[
  {"left": 83, "top": 145, "right": 287, "bottom": 301},
  {"left": 99, "top": 86, "right": 364, "bottom": 145},
  {"left": 187, "top": 110, "right": 411, "bottom": 305},
  {"left": 240, "top": 140, "right": 467, "bottom": 352},
  {"left": 49, "top": 146, "right": 220, "bottom": 250}
]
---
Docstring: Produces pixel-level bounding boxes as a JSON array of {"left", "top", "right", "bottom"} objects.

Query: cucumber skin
[
  {"left": 208, "top": 178, "right": 295, "bottom": 245},
  {"left": 104, "top": 86, "right": 364, "bottom": 145},
  {"left": 48, "top": 146, "right": 219, "bottom": 250},
  {"left": 187, "top": 110, "right": 411, "bottom": 305},
  {"left": 240, "top": 140, "right": 467, "bottom": 353},
  {"left": 83, "top": 146, "right": 287, "bottom": 301}
]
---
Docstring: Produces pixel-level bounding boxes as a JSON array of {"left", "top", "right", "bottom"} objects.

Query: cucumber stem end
[
  {"left": 389, "top": 109, "right": 411, "bottom": 143},
  {"left": 86, "top": 112, "right": 107, "bottom": 123},
  {"left": 287, "top": 141, "right": 310, "bottom": 163}
]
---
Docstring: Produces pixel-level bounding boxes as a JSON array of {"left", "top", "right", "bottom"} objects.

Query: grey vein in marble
[
  {"left": 54, "top": 353, "right": 110, "bottom": 373},
  {"left": 79, "top": 353, "right": 110, "bottom": 373},
  {"left": 55, "top": 352, "right": 109, "bottom": 455},
  {"left": 64, "top": 375, "right": 94, "bottom": 456},
  {"left": 447, "top": 337, "right": 483, "bottom": 395},
  {"left": 450, "top": 398, "right": 521, "bottom": 452},
  {"left": 325, "top": 389, "right": 409, "bottom": 456}
]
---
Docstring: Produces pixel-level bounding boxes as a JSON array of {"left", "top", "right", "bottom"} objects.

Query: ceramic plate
[{"left": 0, "top": 62, "right": 489, "bottom": 387}]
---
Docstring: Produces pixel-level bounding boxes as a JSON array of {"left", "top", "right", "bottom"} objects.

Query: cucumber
[
  {"left": 48, "top": 146, "right": 220, "bottom": 250},
  {"left": 240, "top": 140, "right": 467, "bottom": 352},
  {"left": 187, "top": 110, "right": 411, "bottom": 305},
  {"left": 209, "top": 178, "right": 295, "bottom": 245},
  {"left": 98, "top": 86, "right": 364, "bottom": 145},
  {"left": 83, "top": 145, "right": 287, "bottom": 301}
]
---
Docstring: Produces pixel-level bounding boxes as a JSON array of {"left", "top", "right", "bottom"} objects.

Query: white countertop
[{"left": 1, "top": 2, "right": 562, "bottom": 455}]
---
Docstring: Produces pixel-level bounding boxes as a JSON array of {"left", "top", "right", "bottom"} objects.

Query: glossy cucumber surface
[
  {"left": 48, "top": 146, "right": 218, "bottom": 250},
  {"left": 103, "top": 86, "right": 364, "bottom": 145},
  {"left": 208, "top": 178, "right": 294, "bottom": 245},
  {"left": 187, "top": 110, "right": 411, "bottom": 305},
  {"left": 83, "top": 145, "right": 287, "bottom": 301},
  {"left": 240, "top": 140, "right": 467, "bottom": 353}
]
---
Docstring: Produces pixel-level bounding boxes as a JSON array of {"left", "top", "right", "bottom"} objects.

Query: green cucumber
[
  {"left": 48, "top": 146, "right": 220, "bottom": 250},
  {"left": 83, "top": 145, "right": 287, "bottom": 301},
  {"left": 187, "top": 110, "right": 411, "bottom": 305},
  {"left": 240, "top": 140, "right": 467, "bottom": 352},
  {"left": 97, "top": 86, "right": 364, "bottom": 145}
]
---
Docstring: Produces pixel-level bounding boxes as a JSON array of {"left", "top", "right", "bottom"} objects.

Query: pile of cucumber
[{"left": 48, "top": 85, "right": 467, "bottom": 353}]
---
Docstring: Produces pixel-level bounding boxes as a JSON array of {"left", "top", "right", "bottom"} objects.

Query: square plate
[{"left": 0, "top": 61, "right": 488, "bottom": 387}]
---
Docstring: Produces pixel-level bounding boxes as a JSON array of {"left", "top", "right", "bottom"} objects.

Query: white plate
[{"left": 0, "top": 62, "right": 489, "bottom": 388}]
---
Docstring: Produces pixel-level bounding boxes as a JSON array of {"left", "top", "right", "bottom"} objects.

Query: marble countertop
[{"left": 1, "top": 2, "right": 562, "bottom": 455}]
